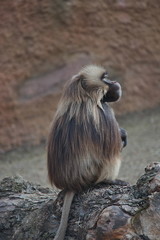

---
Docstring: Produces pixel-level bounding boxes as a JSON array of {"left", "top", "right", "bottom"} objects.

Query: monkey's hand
[{"left": 120, "top": 128, "right": 127, "bottom": 148}]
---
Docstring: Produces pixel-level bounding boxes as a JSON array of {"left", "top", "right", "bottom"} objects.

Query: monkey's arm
[{"left": 120, "top": 128, "right": 127, "bottom": 148}]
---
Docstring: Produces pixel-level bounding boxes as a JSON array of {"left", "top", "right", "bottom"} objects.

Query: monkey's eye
[{"left": 101, "top": 72, "right": 108, "bottom": 81}]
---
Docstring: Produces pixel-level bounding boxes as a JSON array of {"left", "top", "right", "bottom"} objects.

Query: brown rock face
[{"left": 0, "top": 0, "right": 160, "bottom": 152}]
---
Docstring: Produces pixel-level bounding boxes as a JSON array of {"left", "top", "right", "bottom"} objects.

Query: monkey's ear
[
  {"left": 71, "top": 74, "right": 86, "bottom": 88},
  {"left": 72, "top": 74, "right": 84, "bottom": 82}
]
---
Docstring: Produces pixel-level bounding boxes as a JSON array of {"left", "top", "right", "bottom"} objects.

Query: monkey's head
[{"left": 66, "top": 65, "right": 122, "bottom": 104}]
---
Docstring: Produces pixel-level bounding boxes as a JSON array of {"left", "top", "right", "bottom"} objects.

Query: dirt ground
[{"left": 0, "top": 106, "right": 159, "bottom": 187}]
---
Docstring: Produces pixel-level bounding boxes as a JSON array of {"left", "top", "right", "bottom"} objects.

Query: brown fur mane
[{"left": 47, "top": 76, "right": 121, "bottom": 191}]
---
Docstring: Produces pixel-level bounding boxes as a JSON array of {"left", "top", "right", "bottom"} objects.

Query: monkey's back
[{"left": 47, "top": 102, "right": 121, "bottom": 191}]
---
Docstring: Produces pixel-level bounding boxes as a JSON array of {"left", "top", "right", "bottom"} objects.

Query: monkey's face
[
  {"left": 100, "top": 72, "right": 122, "bottom": 103},
  {"left": 74, "top": 65, "right": 122, "bottom": 103}
]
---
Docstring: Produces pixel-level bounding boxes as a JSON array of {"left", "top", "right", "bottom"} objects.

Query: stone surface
[{"left": 0, "top": 0, "right": 160, "bottom": 151}]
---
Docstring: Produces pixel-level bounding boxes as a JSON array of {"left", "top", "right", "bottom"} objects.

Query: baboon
[{"left": 47, "top": 65, "right": 127, "bottom": 240}]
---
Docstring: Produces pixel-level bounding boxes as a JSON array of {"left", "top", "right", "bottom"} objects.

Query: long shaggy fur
[{"left": 47, "top": 65, "right": 121, "bottom": 191}]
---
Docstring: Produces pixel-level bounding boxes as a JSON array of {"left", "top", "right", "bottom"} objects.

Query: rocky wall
[{"left": 0, "top": 0, "right": 160, "bottom": 152}]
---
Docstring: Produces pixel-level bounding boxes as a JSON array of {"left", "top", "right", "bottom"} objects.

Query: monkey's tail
[{"left": 54, "top": 191, "right": 75, "bottom": 240}]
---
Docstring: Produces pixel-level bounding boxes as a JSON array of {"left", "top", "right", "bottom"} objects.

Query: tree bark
[{"left": 0, "top": 162, "right": 160, "bottom": 240}]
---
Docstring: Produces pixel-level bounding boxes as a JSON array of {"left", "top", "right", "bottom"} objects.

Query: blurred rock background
[{"left": 0, "top": 0, "right": 160, "bottom": 186}]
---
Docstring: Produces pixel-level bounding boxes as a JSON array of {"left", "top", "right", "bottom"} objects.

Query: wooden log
[{"left": 0, "top": 162, "right": 160, "bottom": 240}]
